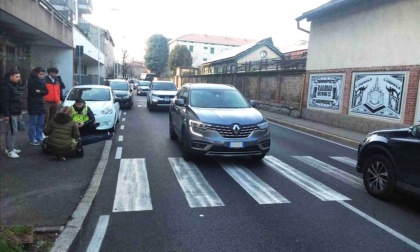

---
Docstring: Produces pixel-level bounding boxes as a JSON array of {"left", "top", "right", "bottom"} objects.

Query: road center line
[
  {"left": 113, "top": 158, "right": 153, "bottom": 212},
  {"left": 168, "top": 158, "right": 224, "bottom": 208},
  {"left": 293, "top": 156, "right": 365, "bottom": 191},
  {"left": 123, "top": 112, "right": 126, "bottom": 115},
  {"left": 86, "top": 215, "right": 109, "bottom": 252},
  {"left": 263, "top": 156, "right": 350, "bottom": 201},
  {"left": 122, "top": 118, "right": 126, "bottom": 122},
  {"left": 219, "top": 161, "right": 290, "bottom": 204},
  {"left": 338, "top": 201, "right": 420, "bottom": 251},
  {"left": 120, "top": 125, "right": 124, "bottom": 130},
  {"left": 115, "top": 147, "right": 122, "bottom": 159},
  {"left": 118, "top": 135, "right": 123, "bottom": 142}
]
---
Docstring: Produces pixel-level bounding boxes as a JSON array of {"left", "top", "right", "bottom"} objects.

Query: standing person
[
  {"left": 56, "top": 75, "right": 66, "bottom": 102},
  {"left": 0, "top": 69, "right": 22, "bottom": 158},
  {"left": 27, "top": 67, "right": 48, "bottom": 145},
  {"left": 43, "top": 106, "right": 80, "bottom": 160},
  {"left": 44, "top": 67, "right": 61, "bottom": 126}
]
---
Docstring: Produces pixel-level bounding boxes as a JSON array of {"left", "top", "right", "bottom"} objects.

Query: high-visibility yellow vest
[{"left": 72, "top": 105, "right": 89, "bottom": 124}]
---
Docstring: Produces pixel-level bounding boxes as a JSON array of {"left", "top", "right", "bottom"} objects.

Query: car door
[
  {"left": 395, "top": 127, "right": 420, "bottom": 188},
  {"left": 112, "top": 89, "right": 120, "bottom": 121},
  {"left": 172, "top": 86, "right": 186, "bottom": 135}
]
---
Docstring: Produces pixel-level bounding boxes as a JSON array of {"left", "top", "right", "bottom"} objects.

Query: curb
[
  {"left": 50, "top": 140, "right": 113, "bottom": 252},
  {"left": 265, "top": 116, "right": 361, "bottom": 149}
]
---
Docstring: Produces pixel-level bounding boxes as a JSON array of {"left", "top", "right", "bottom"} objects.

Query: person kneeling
[{"left": 43, "top": 106, "right": 80, "bottom": 160}]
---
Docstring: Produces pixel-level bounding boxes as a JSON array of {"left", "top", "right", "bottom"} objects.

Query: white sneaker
[
  {"left": 4, "top": 149, "right": 21, "bottom": 154},
  {"left": 7, "top": 150, "right": 20, "bottom": 159}
]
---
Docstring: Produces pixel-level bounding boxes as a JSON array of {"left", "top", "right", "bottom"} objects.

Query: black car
[
  {"left": 107, "top": 79, "right": 133, "bottom": 109},
  {"left": 169, "top": 83, "right": 270, "bottom": 161},
  {"left": 356, "top": 124, "right": 420, "bottom": 199}
]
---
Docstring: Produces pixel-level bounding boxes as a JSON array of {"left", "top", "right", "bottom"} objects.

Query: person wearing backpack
[{"left": 0, "top": 69, "right": 23, "bottom": 158}]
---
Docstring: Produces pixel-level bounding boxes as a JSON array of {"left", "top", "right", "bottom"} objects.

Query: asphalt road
[{"left": 72, "top": 95, "right": 420, "bottom": 252}]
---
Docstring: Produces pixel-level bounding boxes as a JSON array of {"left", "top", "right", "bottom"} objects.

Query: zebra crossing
[{"left": 111, "top": 154, "right": 360, "bottom": 213}]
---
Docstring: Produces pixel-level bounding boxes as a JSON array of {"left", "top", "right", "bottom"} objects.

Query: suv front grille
[
  {"left": 157, "top": 95, "right": 175, "bottom": 99},
  {"left": 208, "top": 124, "right": 259, "bottom": 138}
]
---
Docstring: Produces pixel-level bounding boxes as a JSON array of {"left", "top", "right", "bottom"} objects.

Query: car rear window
[{"left": 110, "top": 82, "right": 128, "bottom": 90}]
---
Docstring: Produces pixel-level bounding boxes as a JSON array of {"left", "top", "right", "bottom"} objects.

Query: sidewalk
[
  {"left": 257, "top": 108, "right": 368, "bottom": 149},
  {"left": 0, "top": 114, "right": 106, "bottom": 230}
]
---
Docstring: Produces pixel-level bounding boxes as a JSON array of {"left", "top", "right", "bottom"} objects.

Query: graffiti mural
[
  {"left": 308, "top": 74, "right": 343, "bottom": 111},
  {"left": 351, "top": 72, "right": 406, "bottom": 120}
]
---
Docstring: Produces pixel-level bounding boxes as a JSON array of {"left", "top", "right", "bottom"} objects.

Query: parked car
[
  {"left": 169, "top": 83, "right": 270, "bottom": 160},
  {"left": 106, "top": 79, "right": 133, "bottom": 109},
  {"left": 137, "top": 81, "right": 151, "bottom": 96},
  {"left": 63, "top": 85, "right": 120, "bottom": 132},
  {"left": 147, "top": 81, "right": 177, "bottom": 111},
  {"left": 356, "top": 125, "right": 420, "bottom": 199}
]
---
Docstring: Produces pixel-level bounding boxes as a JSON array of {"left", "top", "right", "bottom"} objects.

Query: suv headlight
[
  {"left": 101, "top": 106, "right": 114, "bottom": 114},
  {"left": 257, "top": 121, "right": 269, "bottom": 129},
  {"left": 189, "top": 119, "right": 211, "bottom": 129}
]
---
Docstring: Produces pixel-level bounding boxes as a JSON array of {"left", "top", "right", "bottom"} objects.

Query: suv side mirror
[
  {"left": 175, "top": 99, "right": 185, "bottom": 106},
  {"left": 249, "top": 100, "right": 257, "bottom": 107},
  {"left": 410, "top": 125, "right": 420, "bottom": 137}
]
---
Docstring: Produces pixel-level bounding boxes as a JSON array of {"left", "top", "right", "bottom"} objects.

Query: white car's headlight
[
  {"left": 101, "top": 106, "right": 114, "bottom": 114},
  {"left": 257, "top": 121, "right": 269, "bottom": 129}
]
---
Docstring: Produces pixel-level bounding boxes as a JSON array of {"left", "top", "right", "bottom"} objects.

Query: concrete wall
[
  {"left": 31, "top": 45, "right": 73, "bottom": 94},
  {"left": 307, "top": 0, "right": 420, "bottom": 70}
]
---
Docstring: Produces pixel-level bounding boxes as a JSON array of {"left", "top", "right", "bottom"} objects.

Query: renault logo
[{"left": 232, "top": 124, "right": 241, "bottom": 135}]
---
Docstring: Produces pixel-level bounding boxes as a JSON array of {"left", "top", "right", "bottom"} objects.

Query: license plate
[{"left": 228, "top": 142, "right": 244, "bottom": 148}]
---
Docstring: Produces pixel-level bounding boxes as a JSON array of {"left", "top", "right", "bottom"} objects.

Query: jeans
[
  {"left": 4, "top": 115, "right": 18, "bottom": 152},
  {"left": 28, "top": 113, "right": 45, "bottom": 142},
  {"left": 80, "top": 132, "right": 112, "bottom": 146}
]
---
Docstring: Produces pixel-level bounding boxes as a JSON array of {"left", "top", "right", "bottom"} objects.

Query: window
[
  {"left": 210, "top": 47, "right": 215, "bottom": 54},
  {"left": 189, "top": 45, "right": 194, "bottom": 52},
  {"left": 204, "top": 47, "right": 208, "bottom": 49},
  {"left": 203, "top": 58, "right": 207, "bottom": 61}
]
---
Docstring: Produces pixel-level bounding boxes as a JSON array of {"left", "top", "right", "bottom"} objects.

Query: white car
[{"left": 63, "top": 85, "right": 120, "bottom": 132}]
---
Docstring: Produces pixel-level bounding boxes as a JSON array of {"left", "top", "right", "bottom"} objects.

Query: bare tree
[{"left": 121, "top": 49, "right": 131, "bottom": 79}]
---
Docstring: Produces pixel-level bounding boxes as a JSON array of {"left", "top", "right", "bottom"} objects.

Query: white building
[{"left": 168, "top": 34, "right": 255, "bottom": 67}]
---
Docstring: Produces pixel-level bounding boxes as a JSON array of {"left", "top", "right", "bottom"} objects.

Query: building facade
[
  {"left": 168, "top": 34, "right": 255, "bottom": 67},
  {"left": 296, "top": 0, "right": 420, "bottom": 133}
]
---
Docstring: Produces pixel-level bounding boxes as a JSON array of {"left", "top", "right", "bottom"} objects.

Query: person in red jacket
[{"left": 44, "top": 67, "right": 61, "bottom": 127}]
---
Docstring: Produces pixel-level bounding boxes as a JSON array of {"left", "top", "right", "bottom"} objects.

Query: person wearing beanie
[{"left": 27, "top": 67, "right": 48, "bottom": 145}]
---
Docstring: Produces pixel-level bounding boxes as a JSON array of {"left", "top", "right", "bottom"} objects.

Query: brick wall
[{"left": 303, "top": 65, "right": 420, "bottom": 132}]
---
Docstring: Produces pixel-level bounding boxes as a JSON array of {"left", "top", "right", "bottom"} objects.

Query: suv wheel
[
  {"left": 181, "top": 128, "right": 194, "bottom": 161},
  {"left": 363, "top": 154, "right": 396, "bottom": 199},
  {"left": 169, "top": 117, "right": 177, "bottom": 140}
]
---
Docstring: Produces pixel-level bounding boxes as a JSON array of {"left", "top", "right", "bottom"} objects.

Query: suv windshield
[
  {"left": 190, "top": 89, "right": 249, "bottom": 108},
  {"left": 152, "top": 82, "right": 176, "bottom": 91},
  {"left": 110, "top": 81, "right": 128, "bottom": 90},
  {"left": 67, "top": 88, "right": 110, "bottom": 101}
]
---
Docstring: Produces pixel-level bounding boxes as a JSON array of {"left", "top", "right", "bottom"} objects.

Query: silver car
[
  {"left": 169, "top": 83, "right": 270, "bottom": 160},
  {"left": 147, "top": 81, "right": 177, "bottom": 111}
]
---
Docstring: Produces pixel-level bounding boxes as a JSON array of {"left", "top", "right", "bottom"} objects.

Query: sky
[{"left": 84, "top": 0, "right": 330, "bottom": 62}]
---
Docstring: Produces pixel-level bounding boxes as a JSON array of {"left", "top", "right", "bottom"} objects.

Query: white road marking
[
  {"left": 168, "top": 158, "right": 224, "bottom": 208},
  {"left": 138, "top": 105, "right": 144, "bottom": 107},
  {"left": 120, "top": 125, "right": 125, "bottom": 130},
  {"left": 118, "top": 135, "right": 123, "bottom": 142},
  {"left": 123, "top": 112, "right": 126, "bottom": 115},
  {"left": 293, "top": 156, "right": 365, "bottom": 191},
  {"left": 263, "top": 156, "right": 350, "bottom": 201},
  {"left": 122, "top": 118, "right": 126, "bottom": 122},
  {"left": 86, "top": 215, "right": 109, "bottom": 252},
  {"left": 338, "top": 201, "right": 420, "bottom": 251},
  {"left": 219, "top": 162, "right": 290, "bottom": 204},
  {"left": 330, "top": 156, "right": 357, "bottom": 167},
  {"left": 115, "top": 147, "right": 122, "bottom": 159},
  {"left": 113, "top": 159, "right": 153, "bottom": 212}
]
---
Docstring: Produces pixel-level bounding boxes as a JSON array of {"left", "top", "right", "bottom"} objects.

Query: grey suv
[
  {"left": 169, "top": 83, "right": 270, "bottom": 160},
  {"left": 147, "top": 81, "right": 177, "bottom": 111}
]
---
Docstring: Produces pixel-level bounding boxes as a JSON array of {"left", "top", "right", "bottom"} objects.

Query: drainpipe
[{"left": 296, "top": 19, "right": 310, "bottom": 34}]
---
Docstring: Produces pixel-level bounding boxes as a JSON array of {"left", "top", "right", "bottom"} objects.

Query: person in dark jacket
[
  {"left": 43, "top": 106, "right": 80, "bottom": 160},
  {"left": 56, "top": 75, "right": 66, "bottom": 102},
  {"left": 27, "top": 67, "right": 48, "bottom": 145},
  {"left": 0, "top": 69, "right": 22, "bottom": 158}
]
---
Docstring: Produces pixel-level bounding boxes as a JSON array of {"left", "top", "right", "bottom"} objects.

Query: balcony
[
  {"left": 48, "top": 0, "right": 76, "bottom": 22},
  {"left": 78, "top": 0, "right": 92, "bottom": 14}
]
